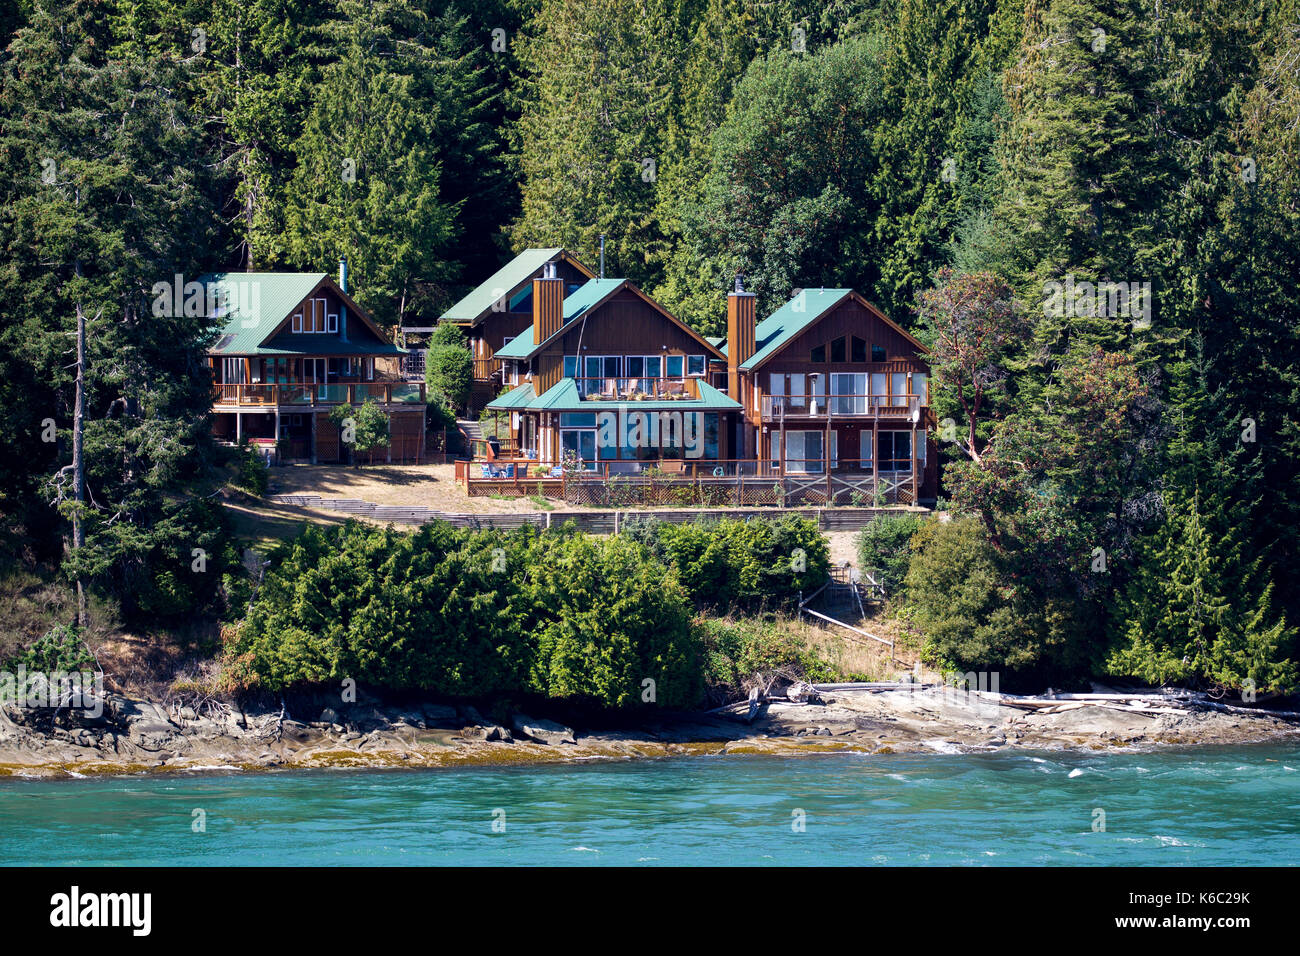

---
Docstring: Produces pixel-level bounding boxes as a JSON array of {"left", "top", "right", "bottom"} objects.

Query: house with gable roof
[{"left": 206, "top": 262, "right": 426, "bottom": 463}]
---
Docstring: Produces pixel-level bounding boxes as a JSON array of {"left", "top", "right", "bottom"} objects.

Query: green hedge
[
  {"left": 623, "top": 514, "right": 828, "bottom": 611},
  {"left": 224, "top": 516, "right": 832, "bottom": 707},
  {"left": 224, "top": 522, "right": 702, "bottom": 708}
]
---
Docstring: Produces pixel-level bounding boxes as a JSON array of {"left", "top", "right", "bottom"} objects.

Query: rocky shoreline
[{"left": 1, "top": 686, "right": 1297, "bottom": 779}]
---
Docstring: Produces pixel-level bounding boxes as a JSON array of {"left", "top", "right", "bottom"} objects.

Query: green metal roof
[
  {"left": 204, "top": 273, "right": 329, "bottom": 354},
  {"left": 494, "top": 278, "right": 627, "bottom": 360},
  {"left": 484, "top": 382, "right": 536, "bottom": 411},
  {"left": 736, "top": 288, "right": 852, "bottom": 371},
  {"left": 258, "top": 333, "right": 404, "bottom": 356},
  {"left": 439, "top": 248, "right": 562, "bottom": 323}
]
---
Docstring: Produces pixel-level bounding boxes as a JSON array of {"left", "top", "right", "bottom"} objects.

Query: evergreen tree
[
  {"left": 509, "top": 0, "right": 678, "bottom": 287},
  {"left": 0, "top": 0, "right": 229, "bottom": 615},
  {"left": 281, "top": 0, "right": 461, "bottom": 327}
]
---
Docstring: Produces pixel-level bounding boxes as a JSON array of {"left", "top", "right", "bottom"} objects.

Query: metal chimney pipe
[
  {"left": 599, "top": 234, "right": 605, "bottom": 279},
  {"left": 338, "top": 256, "right": 348, "bottom": 342}
]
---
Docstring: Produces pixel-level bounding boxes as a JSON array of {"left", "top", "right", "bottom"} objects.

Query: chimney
[
  {"left": 726, "top": 274, "right": 756, "bottom": 402},
  {"left": 532, "top": 260, "right": 564, "bottom": 345},
  {"left": 599, "top": 235, "right": 605, "bottom": 279},
  {"left": 338, "top": 255, "right": 349, "bottom": 341}
]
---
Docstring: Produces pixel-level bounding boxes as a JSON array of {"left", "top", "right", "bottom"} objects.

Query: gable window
[
  {"left": 326, "top": 311, "right": 339, "bottom": 334},
  {"left": 291, "top": 312, "right": 303, "bottom": 333},
  {"left": 810, "top": 343, "right": 826, "bottom": 363},
  {"left": 830, "top": 336, "right": 846, "bottom": 363},
  {"left": 851, "top": 336, "right": 867, "bottom": 363},
  {"left": 687, "top": 355, "right": 705, "bottom": 376},
  {"left": 871, "top": 344, "right": 886, "bottom": 362},
  {"left": 666, "top": 355, "right": 684, "bottom": 378}
]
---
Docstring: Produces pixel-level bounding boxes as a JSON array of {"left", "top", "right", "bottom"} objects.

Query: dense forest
[{"left": 0, "top": 0, "right": 1296, "bottom": 699}]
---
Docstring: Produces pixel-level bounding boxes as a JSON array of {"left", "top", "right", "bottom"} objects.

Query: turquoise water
[{"left": 2, "top": 745, "right": 1298, "bottom": 865}]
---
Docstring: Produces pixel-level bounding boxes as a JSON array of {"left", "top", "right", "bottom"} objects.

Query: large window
[
  {"left": 563, "top": 355, "right": 578, "bottom": 377},
  {"left": 878, "top": 431, "right": 912, "bottom": 471},
  {"left": 830, "top": 336, "right": 846, "bottom": 363},
  {"left": 781, "top": 430, "right": 838, "bottom": 473},
  {"left": 560, "top": 428, "right": 597, "bottom": 470},
  {"left": 892, "top": 372, "right": 908, "bottom": 406},
  {"left": 831, "top": 373, "right": 867, "bottom": 414},
  {"left": 221, "top": 357, "right": 246, "bottom": 384},
  {"left": 851, "top": 336, "right": 867, "bottom": 363},
  {"left": 666, "top": 355, "right": 684, "bottom": 378},
  {"left": 687, "top": 355, "right": 706, "bottom": 376},
  {"left": 871, "top": 345, "right": 886, "bottom": 362}
]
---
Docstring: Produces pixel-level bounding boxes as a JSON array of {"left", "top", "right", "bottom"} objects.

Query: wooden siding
[
  {"left": 740, "top": 297, "right": 929, "bottom": 421},
  {"left": 533, "top": 289, "right": 712, "bottom": 394}
]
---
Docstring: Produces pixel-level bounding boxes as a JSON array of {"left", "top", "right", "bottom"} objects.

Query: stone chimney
[
  {"left": 532, "top": 260, "right": 564, "bottom": 344},
  {"left": 726, "top": 275, "right": 756, "bottom": 401}
]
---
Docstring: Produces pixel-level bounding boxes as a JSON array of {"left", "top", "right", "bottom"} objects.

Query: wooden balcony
[
  {"left": 213, "top": 382, "right": 426, "bottom": 408},
  {"left": 572, "top": 377, "right": 702, "bottom": 401},
  {"left": 473, "top": 357, "right": 501, "bottom": 381},
  {"left": 761, "top": 393, "right": 924, "bottom": 422}
]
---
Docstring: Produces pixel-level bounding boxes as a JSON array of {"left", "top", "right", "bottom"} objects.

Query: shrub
[
  {"left": 904, "top": 517, "right": 1092, "bottom": 691},
  {"left": 224, "top": 521, "right": 702, "bottom": 708},
  {"left": 330, "top": 400, "right": 390, "bottom": 462},
  {"left": 697, "top": 617, "right": 845, "bottom": 701},
  {"left": 232, "top": 439, "right": 269, "bottom": 496},
  {"left": 855, "top": 512, "right": 927, "bottom": 597},
  {"left": 424, "top": 323, "right": 472, "bottom": 410},
  {"left": 7, "top": 623, "right": 96, "bottom": 672},
  {"left": 637, "top": 515, "right": 829, "bottom": 611}
]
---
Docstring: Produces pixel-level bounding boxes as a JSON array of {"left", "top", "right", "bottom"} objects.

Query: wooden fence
[{"left": 266, "top": 496, "right": 924, "bottom": 533}]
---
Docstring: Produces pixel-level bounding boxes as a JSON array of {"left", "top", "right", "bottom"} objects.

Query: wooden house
[
  {"left": 206, "top": 264, "right": 426, "bottom": 463},
  {"left": 722, "top": 283, "right": 938, "bottom": 505},
  {"left": 483, "top": 264, "right": 740, "bottom": 470},
  {"left": 428, "top": 248, "right": 595, "bottom": 409}
]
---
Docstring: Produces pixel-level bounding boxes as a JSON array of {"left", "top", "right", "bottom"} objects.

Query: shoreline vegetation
[{"left": 5, "top": 509, "right": 1298, "bottom": 780}]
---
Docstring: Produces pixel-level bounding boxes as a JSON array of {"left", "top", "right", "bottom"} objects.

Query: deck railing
[
  {"left": 455, "top": 455, "right": 919, "bottom": 506},
  {"left": 761, "top": 393, "right": 923, "bottom": 420},
  {"left": 213, "top": 382, "right": 426, "bottom": 406},
  {"left": 571, "top": 377, "right": 701, "bottom": 401},
  {"left": 472, "top": 357, "right": 501, "bottom": 381}
]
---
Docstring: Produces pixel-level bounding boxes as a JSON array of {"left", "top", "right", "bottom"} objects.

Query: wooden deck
[{"left": 456, "top": 459, "right": 920, "bottom": 507}]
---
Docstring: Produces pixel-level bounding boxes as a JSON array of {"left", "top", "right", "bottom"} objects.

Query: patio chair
[
  {"left": 503, "top": 463, "right": 515, "bottom": 479},
  {"left": 480, "top": 464, "right": 495, "bottom": 479}
]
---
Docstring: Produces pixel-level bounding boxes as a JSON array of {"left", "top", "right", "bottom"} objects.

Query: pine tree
[
  {"left": 280, "top": 0, "right": 461, "bottom": 327},
  {"left": 1106, "top": 342, "right": 1298, "bottom": 693},
  {"left": 509, "top": 0, "right": 678, "bottom": 287},
  {"left": 0, "top": 0, "right": 229, "bottom": 615},
  {"left": 994, "top": 0, "right": 1166, "bottom": 356}
]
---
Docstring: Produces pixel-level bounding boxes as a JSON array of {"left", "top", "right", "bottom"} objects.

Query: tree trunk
[{"left": 72, "top": 301, "right": 87, "bottom": 628}]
